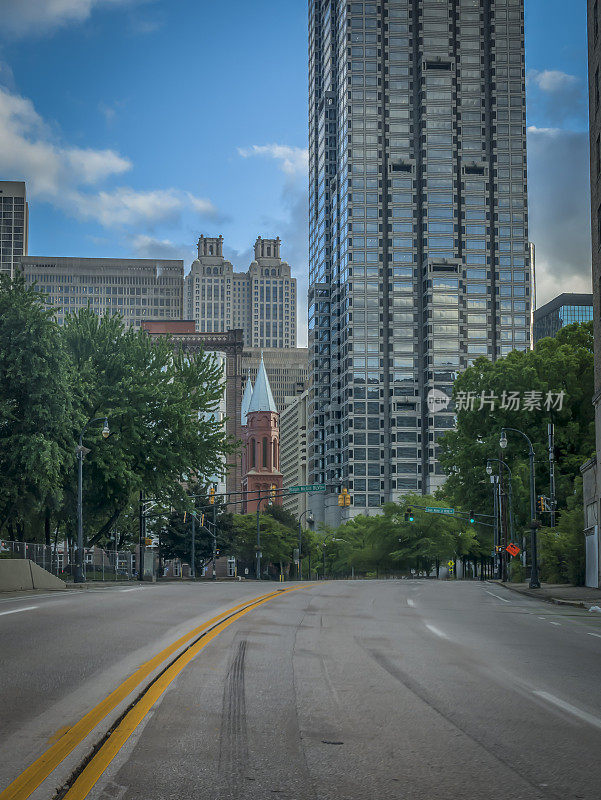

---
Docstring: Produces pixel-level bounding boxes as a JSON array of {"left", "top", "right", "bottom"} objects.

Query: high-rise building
[
  {"left": 280, "top": 390, "right": 309, "bottom": 519},
  {"left": 242, "top": 346, "right": 308, "bottom": 412},
  {"left": 308, "top": 0, "right": 530, "bottom": 524},
  {"left": 0, "top": 181, "right": 28, "bottom": 277},
  {"left": 20, "top": 257, "right": 183, "bottom": 328},
  {"left": 185, "top": 235, "right": 297, "bottom": 348},
  {"left": 582, "top": 0, "right": 601, "bottom": 588},
  {"left": 533, "top": 293, "right": 593, "bottom": 343}
]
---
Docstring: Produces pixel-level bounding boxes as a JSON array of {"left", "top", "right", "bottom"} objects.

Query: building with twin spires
[
  {"left": 240, "top": 357, "right": 283, "bottom": 513},
  {"left": 185, "top": 234, "right": 297, "bottom": 349}
]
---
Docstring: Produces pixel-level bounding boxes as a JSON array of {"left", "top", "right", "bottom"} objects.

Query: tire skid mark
[{"left": 218, "top": 639, "right": 248, "bottom": 798}]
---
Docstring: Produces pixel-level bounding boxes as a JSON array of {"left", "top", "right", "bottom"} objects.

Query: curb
[{"left": 487, "top": 581, "right": 592, "bottom": 609}]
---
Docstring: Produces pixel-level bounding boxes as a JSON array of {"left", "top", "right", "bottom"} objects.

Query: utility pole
[
  {"left": 492, "top": 475, "right": 499, "bottom": 579},
  {"left": 256, "top": 491, "right": 262, "bottom": 580},
  {"left": 190, "top": 511, "right": 195, "bottom": 579},
  {"left": 212, "top": 494, "right": 217, "bottom": 580},
  {"left": 548, "top": 422, "right": 556, "bottom": 528},
  {"left": 498, "top": 458, "right": 509, "bottom": 582},
  {"left": 139, "top": 490, "right": 144, "bottom": 581}
]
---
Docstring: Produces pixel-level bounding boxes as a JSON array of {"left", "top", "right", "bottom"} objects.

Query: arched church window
[
  {"left": 251, "top": 438, "right": 255, "bottom": 468},
  {"left": 262, "top": 437, "right": 268, "bottom": 468}
]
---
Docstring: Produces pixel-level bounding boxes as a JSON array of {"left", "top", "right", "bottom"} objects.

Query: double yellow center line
[{"left": 2, "top": 586, "right": 301, "bottom": 800}]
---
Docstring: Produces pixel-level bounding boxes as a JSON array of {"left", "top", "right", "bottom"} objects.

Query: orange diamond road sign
[{"left": 506, "top": 543, "right": 520, "bottom": 557}]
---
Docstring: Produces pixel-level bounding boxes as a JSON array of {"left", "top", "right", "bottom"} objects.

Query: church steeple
[
  {"left": 241, "top": 355, "right": 283, "bottom": 514},
  {"left": 247, "top": 354, "right": 277, "bottom": 414}
]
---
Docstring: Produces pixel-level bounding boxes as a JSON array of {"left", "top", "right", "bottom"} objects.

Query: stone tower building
[{"left": 241, "top": 357, "right": 283, "bottom": 513}]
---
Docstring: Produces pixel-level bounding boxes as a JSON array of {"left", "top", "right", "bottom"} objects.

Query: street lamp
[
  {"left": 297, "top": 509, "right": 314, "bottom": 581},
  {"left": 75, "top": 417, "right": 109, "bottom": 584},
  {"left": 499, "top": 427, "right": 540, "bottom": 589}
]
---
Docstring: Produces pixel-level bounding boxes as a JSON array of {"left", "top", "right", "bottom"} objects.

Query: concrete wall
[{"left": 0, "top": 560, "right": 66, "bottom": 592}]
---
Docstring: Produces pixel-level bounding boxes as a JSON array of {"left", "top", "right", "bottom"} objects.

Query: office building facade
[
  {"left": 308, "top": 0, "right": 530, "bottom": 524},
  {"left": 185, "top": 235, "right": 297, "bottom": 348},
  {"left": 20, "top": 257, "right": 183, "bottom": 328},
  {"left": 242, "top": 347, "right": 308, "bottom": 412},
  {"left": 280, "top": 390, "right": 310, "bottom": 519},
  {"left": 0, "top": 181, "right": 28, "bottom": 277},
  {"left": 533, "top": 293, "right": 593, "bottom": 343}
]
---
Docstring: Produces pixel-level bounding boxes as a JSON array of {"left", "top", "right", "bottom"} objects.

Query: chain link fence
[{"left": 0, "top": 540, "right": 136, "bottom": 581}]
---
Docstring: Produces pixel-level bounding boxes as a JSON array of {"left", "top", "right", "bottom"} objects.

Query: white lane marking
[
  {"left": 538, "top": 616, "right": 546, "bottom": 619},
  {"left": 486, "top": 591, "right": 510, "bottom": 603},
  {"left": 407, "top": 598, "right": 415, "bottom": 607},
  {"left": 533, "top": 691, "right": 601, "bottom": 730},
  {"left": 587, "top": 632, "right": 601, "bottom": 639},
  {"left": 119, "top": 588, "right": 144, "bottom": 593},
  {"left": 425, "top": 623, "right": 448, "bottom": 639},
  {"left": 0, "top": 605, "right": 38, "bottom": 617},
  {"left": 548, "top": 621, "right": 561, "bottom": 626}
]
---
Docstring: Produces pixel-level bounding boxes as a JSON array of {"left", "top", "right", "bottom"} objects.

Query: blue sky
[{"left": 0, "top": 0, "right": 592, "bottom": 344}]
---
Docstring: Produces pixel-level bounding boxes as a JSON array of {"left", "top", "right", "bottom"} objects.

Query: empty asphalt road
[{"left": 2, "top": 580, "right": 601, "bottom": 800}]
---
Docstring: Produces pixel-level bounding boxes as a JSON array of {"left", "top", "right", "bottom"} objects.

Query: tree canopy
[{"left": 0, "top": 276, "right": 233, "bottom": 546}]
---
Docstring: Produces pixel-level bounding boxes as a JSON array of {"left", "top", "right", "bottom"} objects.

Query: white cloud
[
  {"left": 528, "top": 69, "right": 579, "bottom": 93},
  {"left": 130, "top": 234, "right": 195, "bottom": 261},
  {"left": 0, "top": 0, "right": 138, "bottom": 37},
  {"left": 527, "top": 70, "right": 586, "bottom": 126},
  {"left": 0, "top": 85, "right": 131, "bottom": 196},
  {"left": 527, "top": 125, "right": 592, "bottom": 307},
  {"left": 0, "top": 84, "right": 219, "bottom": 230},
  {"left": 237, "top": 144, "right": 308, "bottom": 178}
]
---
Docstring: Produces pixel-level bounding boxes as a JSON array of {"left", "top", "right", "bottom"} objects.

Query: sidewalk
[{"left": 490, "top": 580, "right": 601, "bottom": 610}]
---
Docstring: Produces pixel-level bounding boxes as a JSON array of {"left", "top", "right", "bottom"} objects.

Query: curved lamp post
[
  {"left": 500, "top": 428, "right": 540, "bottom": 588},
  {"left": 75, "top": 417, "right": 110, "bottom": 583}
]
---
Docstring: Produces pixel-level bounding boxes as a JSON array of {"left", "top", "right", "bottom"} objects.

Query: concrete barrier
[{"left": 0, "top": 559, "right": 66, "bottom": 591}]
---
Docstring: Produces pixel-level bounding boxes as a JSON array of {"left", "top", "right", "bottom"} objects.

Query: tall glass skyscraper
[{"left": 308, "top": 0, "right": 530, "bottom": 524}]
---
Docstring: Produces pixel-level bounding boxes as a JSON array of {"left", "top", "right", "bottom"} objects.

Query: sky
[{"left": 0, "top": 0, "right": 592, "bottom": 346}]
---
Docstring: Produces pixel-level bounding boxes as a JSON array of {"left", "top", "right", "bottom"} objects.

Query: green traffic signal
[{"left": 469, "top": 510, "right": 475, "bottom": 524}]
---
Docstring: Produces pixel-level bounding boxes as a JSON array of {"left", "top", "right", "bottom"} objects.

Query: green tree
[
  {"left": 230, "top": 513, "right": 297, "bottom": 577},
  {"left": 538, "top": 478, "right": 586, "bottom": 585},
  {"left": 0, "top": 275, "right": 77, "bottom": 539},
  {"left": 160, "top": 485, "right": 235, "bottom": 573},
  {"left": 438, "top": 323, "right": 594, "bottom": 534},
  {"left": 60, "top": 310, "right": 233, "bottom": 543}
]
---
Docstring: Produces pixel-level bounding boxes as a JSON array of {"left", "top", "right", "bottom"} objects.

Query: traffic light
[
  {"left": 338, "top": 487, "right": 351, "bottom": 507},
  {"left": 270, "top": 484, "right": 277, "bottom": 502},
  {"left": 209, "top": 485, "right": 215, "bottom": 505},
  {"left": 199, "top": 513, "right": 205, "bottom": 527},
  {"left": 537, "top": 495, "right": 545, "bottom": 514},
  {"left": 215, "top": 549, "right": 220, "bottom": 557},
  {"left": 469, "top": 510, "right": 475, "bottom": 524},
  {"left": 183, "top": 511, "right": 187, "bottom": 523},
  {"left": 404, "top": 506, "right": 414, "bottom": 523}
]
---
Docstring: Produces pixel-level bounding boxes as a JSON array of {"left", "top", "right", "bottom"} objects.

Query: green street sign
[
  {"left": 288, "top": 484, "right": 326, "bottom": 494},
  {"left": 425, "top": 506, "right": 455, "bottom": 515}
]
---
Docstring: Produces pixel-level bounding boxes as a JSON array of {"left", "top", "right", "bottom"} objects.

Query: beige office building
[
  {"left": 20, "top": 257, "right": 183, "bottom": 328},
  {"left": 185, "top": 234, "right": 297, "bottom": 348},
  {"left": 0, "top": 181, "right": 28, "bottom": 277},
  {"left": 280, "top": 390, "right": 309, "bottom": 519},
  {"left": 242, "top": 347, "right": 308, "bottom": 413}
]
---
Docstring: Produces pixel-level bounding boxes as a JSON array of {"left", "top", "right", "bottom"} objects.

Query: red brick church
[{"left": 240, "top": 356, "right": 283, "bottom": 513}]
